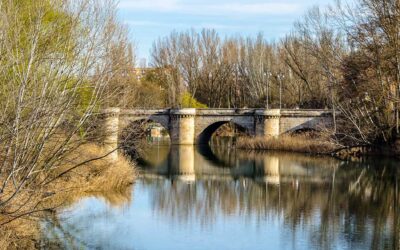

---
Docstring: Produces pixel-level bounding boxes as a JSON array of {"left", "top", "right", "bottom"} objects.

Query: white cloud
[
  {"left": 119, "top": 0, "right": 180, "bottom": 12},
  {"left": 125, "top": 20, "right": 253, "bottom": 30},
  {"left": 194, "top": 22, "right": 247, "bottom": 30},
  {"left": 118, "top": 0, "right": 301, "bottom": 15},
  {"left": 125, "top": 20, "right": 165, "bottom": 27},
  {"left": 204, "top": 3, "right": 300, "bottom": 15}
]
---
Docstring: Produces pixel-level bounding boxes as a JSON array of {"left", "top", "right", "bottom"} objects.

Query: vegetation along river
[{"left": 40, "top": 139, "right": 400, "bottom": 250}]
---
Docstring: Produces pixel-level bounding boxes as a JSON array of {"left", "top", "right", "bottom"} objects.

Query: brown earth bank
[{"left": 0, "top": 144, "right": 136, "bottom": 250}]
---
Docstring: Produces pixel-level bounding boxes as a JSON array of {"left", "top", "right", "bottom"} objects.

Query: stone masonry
[{"left": 102, "top": 108, "right": 333, "bottom": 159}]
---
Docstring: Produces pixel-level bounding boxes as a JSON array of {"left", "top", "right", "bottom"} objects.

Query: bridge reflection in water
[{"left": 137, "top": 142, "right": 341, "bottom": 185}]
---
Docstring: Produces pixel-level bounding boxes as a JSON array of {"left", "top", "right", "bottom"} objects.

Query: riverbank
[
  {"left": 0, "top": 144, "right": 136, "bottom": 250},
  {"left": 236, "top": 134, "right": 400, "bottom": 160},
  {"left": 236, "top": 134, "right": 338, "bottom": 155}
]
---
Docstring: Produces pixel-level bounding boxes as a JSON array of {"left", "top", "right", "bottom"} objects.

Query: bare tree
[
  {"left": 147, "top": 0, "right": 400, "bottom": 147},
  {"left": 0, "top": 0, "right": 130, "bottom": 212}
]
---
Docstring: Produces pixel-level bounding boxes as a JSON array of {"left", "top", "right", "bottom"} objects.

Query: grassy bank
[
  {"left": 0, "top": 144, "right": 136, "bottom": 250},
  {"left": 236, "top": 134, "right": 338, "bottom": 155}
]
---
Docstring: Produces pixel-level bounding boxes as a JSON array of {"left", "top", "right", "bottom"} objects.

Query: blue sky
[{"left": 117, "top": 0, "right": 335, "bottom": 64}]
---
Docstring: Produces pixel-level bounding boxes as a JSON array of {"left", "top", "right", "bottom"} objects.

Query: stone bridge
[{"left": 102, "top": 108, "right": 333, "bottom": 159}]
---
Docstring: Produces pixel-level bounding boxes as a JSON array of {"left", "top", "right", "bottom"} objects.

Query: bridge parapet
[
  {"left": 119, "top": 109, "right": 170, "bottom": 116},
  {"left": 195, "top": 108, "right": 256, "bottom": 116},
  {"left": 279, "top": 109, "right": 332, "bottom": 117}
]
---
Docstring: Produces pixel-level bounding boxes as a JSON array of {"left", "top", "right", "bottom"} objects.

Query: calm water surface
[{"left": 41, "top": 140, "right": 400, "bottom": 250}]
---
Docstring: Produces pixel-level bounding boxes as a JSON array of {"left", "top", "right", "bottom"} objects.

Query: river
[{"left": 40, "top": 139, "right": 400, "bottom": 250}]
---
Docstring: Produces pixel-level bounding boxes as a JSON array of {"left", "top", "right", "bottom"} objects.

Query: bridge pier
[
  {"left": 103, "top": 108, "right": 120, "bottom": 161},
  {"left": 255, "top": 154, "right": 281, "bottom": 184},
  {"left": 169, "top": 145, "right": 195, "bottom": 181},
  {"left": 255, "top": 109, "right": 281, "bottom": 137},
  {"left": 170, "top": 109, "right": 196, "bottom": 145}
]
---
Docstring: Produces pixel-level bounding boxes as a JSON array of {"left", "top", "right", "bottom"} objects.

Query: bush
[{"left": 181, "top": 92, "right": 207, "bottom": 108}]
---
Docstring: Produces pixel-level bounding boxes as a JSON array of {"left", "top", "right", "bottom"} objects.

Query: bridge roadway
[{"left": 102, "top": 108, "right": 333, "bottom": 160}]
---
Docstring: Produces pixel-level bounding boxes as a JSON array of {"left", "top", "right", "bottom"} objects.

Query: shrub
[{"left": 181, "top": 92, "right": 207, "bottom": 108}]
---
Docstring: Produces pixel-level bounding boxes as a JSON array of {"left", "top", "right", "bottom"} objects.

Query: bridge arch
[
  {"left": 119, "top": 117, "right": 170, "bottom": 140},
  {"left": 196, "top": 120, "right": 252, "bottom": 145},
  {"left": 278, "top": 114, "right": 331, "bottom": 135},
  {"left": 284, "top": 127, "right": 318, "bottom": 135},
  {"left": 119, "top": 117, "right": 171, "bottom": 159},
  {"left": 120, "top": 113, "right": 169, "bottom": 131}
]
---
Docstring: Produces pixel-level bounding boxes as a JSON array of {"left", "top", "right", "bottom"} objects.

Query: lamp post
[
  {"left": 264, "top": 71, "right": 272, "bottom": 109},
  {"left": 208, "top": 72, "right": 212, "bottom": 106},
  {"left": 277, "top": 72, "right": 285, "bottom": 109}
]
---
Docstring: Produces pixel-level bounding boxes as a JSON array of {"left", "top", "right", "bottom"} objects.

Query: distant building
[
  {"left": 147, "top": 123, "right": 170, "bottom": 143},
  {"left": 132, "top": 68, "right": 152, "bottom": 81}
]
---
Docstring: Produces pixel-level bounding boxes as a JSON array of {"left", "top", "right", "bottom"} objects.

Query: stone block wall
[
  {"left": 170, "top": 109, "right": 196, "bottom": 145},
  {"left": 279, "top": 111, "right": 333, "bottom": 134},
  {"left": 101, "top": 108, "right": 334, "bottom": 160},
  {"left": 103, "top": 108, "right": 120, "bottom": 161}
]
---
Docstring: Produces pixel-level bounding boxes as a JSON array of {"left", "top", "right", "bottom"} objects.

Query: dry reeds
[
  {"left": 49, "top": 143, "right": 136, "bottom": 192},
  {"left": 236, "top": 134, "right": 338, "bottom": 154},
  {"left": 0, "top": 143, "right": 136, "bottom": 249}
]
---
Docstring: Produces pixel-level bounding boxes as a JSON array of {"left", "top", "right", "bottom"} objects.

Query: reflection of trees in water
[
  {"left": 135, "top": 142, "right": 399, "bottom": 249},
  {"left": 143, "top": 164, "right": 400, "bottom": 249},
  {"left": 39, "top": 186, "right": 133, "bottom": 249},
  {"left": 136, "top": 144, "right": 170, "bottom": 168},
  {"left": 345, "top": 160, "right": 400, "bottom": 250}
]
